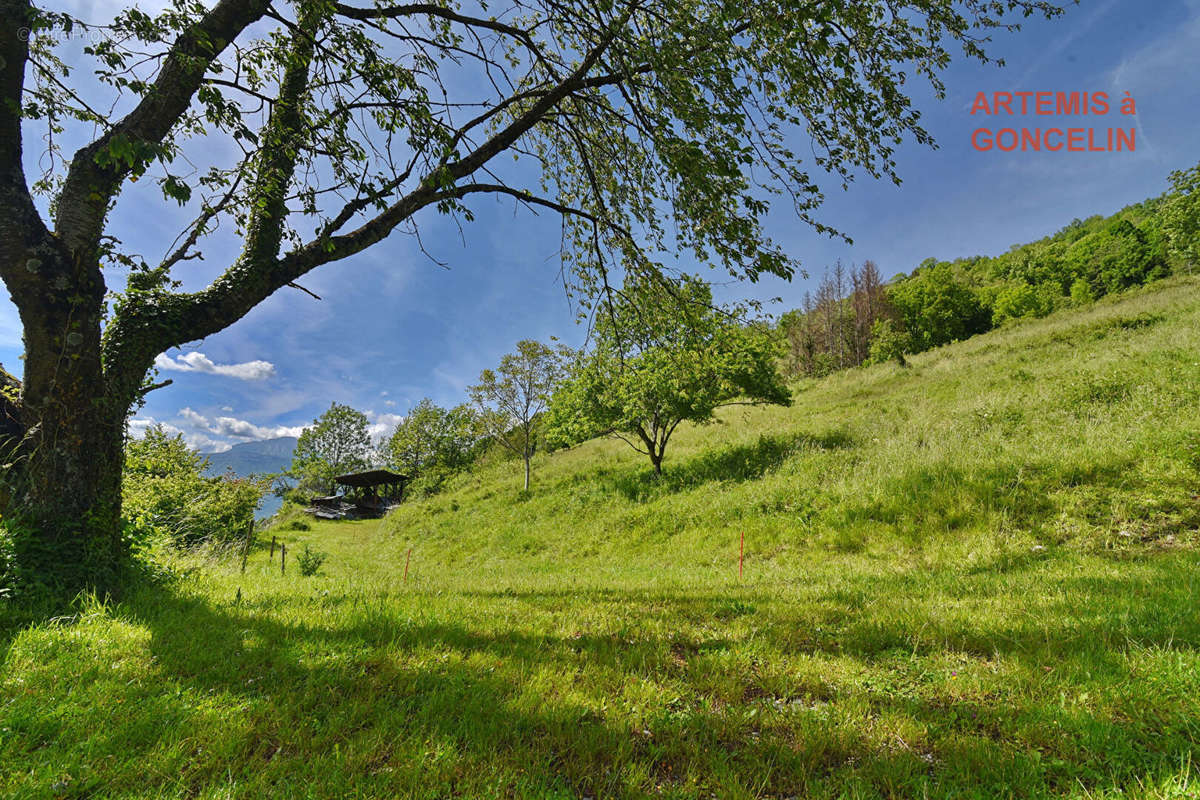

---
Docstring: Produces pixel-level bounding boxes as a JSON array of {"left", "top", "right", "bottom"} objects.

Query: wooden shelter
[
  {"left": 306, "top": 469, "right": 408, "bottom": 520},
  {"left": 336, "top": 469, "right": 407, "bottom": 506}
]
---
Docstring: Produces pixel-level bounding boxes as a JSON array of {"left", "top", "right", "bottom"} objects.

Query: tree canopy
[
  {"left": 388, "top": 399, "right": 476, "bottom": 475},
  {"left": 289, "top": 402, "right": 372, "bottom": 496},
  {"left": 12, "top": 0, "right": 1067, "bottom": 311},
  {"left": 1162, "top": 160, "right": 1200, "bottom": 271},
  {"left": 548, "top": 274, "right": 790, "bottom": 474},
  {"left": 123, "top": 425, "right": 264, "bottom": 547}
]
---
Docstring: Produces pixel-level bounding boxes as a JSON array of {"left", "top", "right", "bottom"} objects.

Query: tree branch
[
  {"left": 0, "top": 0, "right": 71, "bottom": 316},
  {"left": 54, "top": 0, "right": 271, "bottom": 262},
  {"left": 334, "top": 2, "right": 541, "bottom": 52},
  {"left": 136, "top": 378, "right": 173, "bottom": 398},
  {"left": 126, "top": 15, "right": 630, "bottom": 356}
]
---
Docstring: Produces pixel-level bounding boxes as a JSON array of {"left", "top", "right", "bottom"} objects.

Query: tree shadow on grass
[
  {"left": 609, "top": 429, "right": 855, "bottom": 502},
  {"left": 5, "top": 555, "right": 1200, "bottom": 798}
]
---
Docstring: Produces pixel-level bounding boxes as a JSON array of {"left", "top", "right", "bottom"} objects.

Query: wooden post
[
  {"left": 270, "top": 536, "right": 276, "bottom": 558},
  {"left": 403, "top": 547, "right": 412, "bottom": 583},
  {"left": 240, "top": 519, "right": 253, "bottom": 573},
  {"left": 281, "top": 543, "right": 287, "bottom": 576}
]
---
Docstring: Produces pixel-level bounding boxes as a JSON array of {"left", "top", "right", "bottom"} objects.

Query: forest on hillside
[{"left": 777, "top": 160, "right": 1200, "bottom": 378}]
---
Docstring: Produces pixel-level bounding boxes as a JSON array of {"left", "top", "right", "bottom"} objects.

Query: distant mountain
[
  {"left": 203, "top": 437, "right": 297, "bottom": 478},
  {"left": 204, "top": 437, "right": 297, "bottom": 521}
]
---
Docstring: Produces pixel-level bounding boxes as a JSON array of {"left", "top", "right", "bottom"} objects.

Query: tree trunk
[
  {"left": 523, "top": 453, "right": 531, "bottom": 492},
  {"left": 651, "top": 451, "right": 663, "bottom": 476},
  {"left": 5, "top": 252, "right": 138, "bottom": 597},
  {"left": 13, "top": 388, "right": 128, "bottom": 596}
]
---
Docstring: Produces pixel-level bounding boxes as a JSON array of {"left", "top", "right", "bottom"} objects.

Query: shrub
[
  {"left": 1065, "top": 218, "right": 1168, "bottom": 296},
  {"left": 866, "top": 319, "right": 913, "bottom": 366},
  {"left": 296, "top": 545, "right": 327, "bottom": 577},
  {"left": 990, "top": 281, "right": 1061, "bottom": 325},
  {"left": 887, "top": 263, "right": 991, "bottom": 351},
  {"left": 123, "top": 426, "right": 266, "bottom": 547},
  {"left": 1069, "top": 277, "right": 1096, "bottom": 306}
]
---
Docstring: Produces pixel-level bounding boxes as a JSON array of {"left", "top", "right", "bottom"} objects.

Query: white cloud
[
  {"left": 128, "top": 415, "right": 232, "bottom": 453},
  {"left": 366, "top": 411, "right": 405, "bottom": 441},
  {"left": 178, "top": 407, "right": 208, "bottom": 426},
  {"left": 190, "top": 435, "right": 233, "bottom": 454},
  {"left": 368, "top": 411, "right": 405, "bottom": 427},
  {"left": 128, "top": 417, "right": 175, "bottom": 437},
  {"left": 212, "top": 416, "right": 306, "bottom": 440},
  {"left": 176, "top": 407, "right": 306, "bottom": 442},
  {"left": 154, "top": 351, "right": 276, "bottom": 380}
]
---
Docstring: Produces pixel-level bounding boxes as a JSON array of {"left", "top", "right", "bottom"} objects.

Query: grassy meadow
[{"left": 3, "top": 277, "right": 1200, "bottom": 798}]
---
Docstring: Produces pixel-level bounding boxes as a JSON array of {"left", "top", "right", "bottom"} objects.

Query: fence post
[
  {"left": 240, "top": 519, "right": 253, "bottom": 573},
  {"left": 281, "top": 543, "right": 287, "bottom": 576},
  {"left": 270, "top": 536, "right": 277, "bottom": 559}
]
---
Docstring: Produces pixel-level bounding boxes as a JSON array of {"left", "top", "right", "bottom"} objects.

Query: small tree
[
  {"left": 866, "top": 319, "right": 912, "bottom": 367},
  {"left": 887, "top": 262, "right": 991, "bottom": 351},
  {"left": 289, "top": 402, "right": 372, "bottom": 496},
  {"left": 548, "top": 275, "right": 790, "bottom": 474},
  {"left": 469, "top": 341, "right": 567, "bottom": 491},
  {"left": 1163, "top": 160, "right": 1200, "bottom": 271}
]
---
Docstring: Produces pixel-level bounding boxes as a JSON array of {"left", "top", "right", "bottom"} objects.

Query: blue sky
[{"left": 3, "top": 0, "right": 1199, "bottom": 452}]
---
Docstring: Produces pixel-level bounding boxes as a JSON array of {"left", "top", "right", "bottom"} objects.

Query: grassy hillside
[{"left": 4, "top": 278, "right": 1200, "bottom": 798}]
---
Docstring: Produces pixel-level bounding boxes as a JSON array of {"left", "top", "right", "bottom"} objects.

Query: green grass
[{"left": 4, "top": 277, "right": 1200, "bottom": 798}]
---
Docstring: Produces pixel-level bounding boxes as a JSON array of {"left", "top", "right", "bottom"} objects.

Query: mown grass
[{"left": 3, "top": 277, "right": 1200, "bottom": 798}]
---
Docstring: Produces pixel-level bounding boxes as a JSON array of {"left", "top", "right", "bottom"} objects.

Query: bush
[
  {"left": 990, "top": 281, "right": 1061, "bottom": 325},
  {"left": 1065, "top": 219, "right": 1168, "bottom": 296},
  {"left": 1069, "top": 277, "right": 1096, "bottom": 306},
  {"left": 888, "top": 263, "right": 991, "bottom": 352},
  {"left": 123, "top": 426, "right": 266, "bottom": 547},
  {"left": 295, "top": 544, "right": 327, "bottom": 577},
  {"left": 866, "top": 319, "right": 913, "bottom": 366},
  {"left": 407, "top": 464, "right": 457, "bottom": 499},
  {"left": 282, "top": 519, "right": 311, "bottom": 531}
]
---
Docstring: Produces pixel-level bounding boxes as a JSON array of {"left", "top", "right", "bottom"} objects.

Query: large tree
[
  {"left": 0, "top": 0, "right": 1068, "bottom": 592},
  {"left": 1162, "top": 160, "right": 1200, "bottom": 272},
  {"left": 547, "top": 274, "right": 789, "bottom": 474}
]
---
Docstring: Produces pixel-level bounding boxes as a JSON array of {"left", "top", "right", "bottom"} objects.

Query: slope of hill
[
  {"left": 386, "top": 275, "right": 1200, "bottom": 573},
  {"left": 203, "top": 436, "right": 297, "bottom": 478},
  {"left": 3, "top": 278, "right": 1198, "bottom": 799}
]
